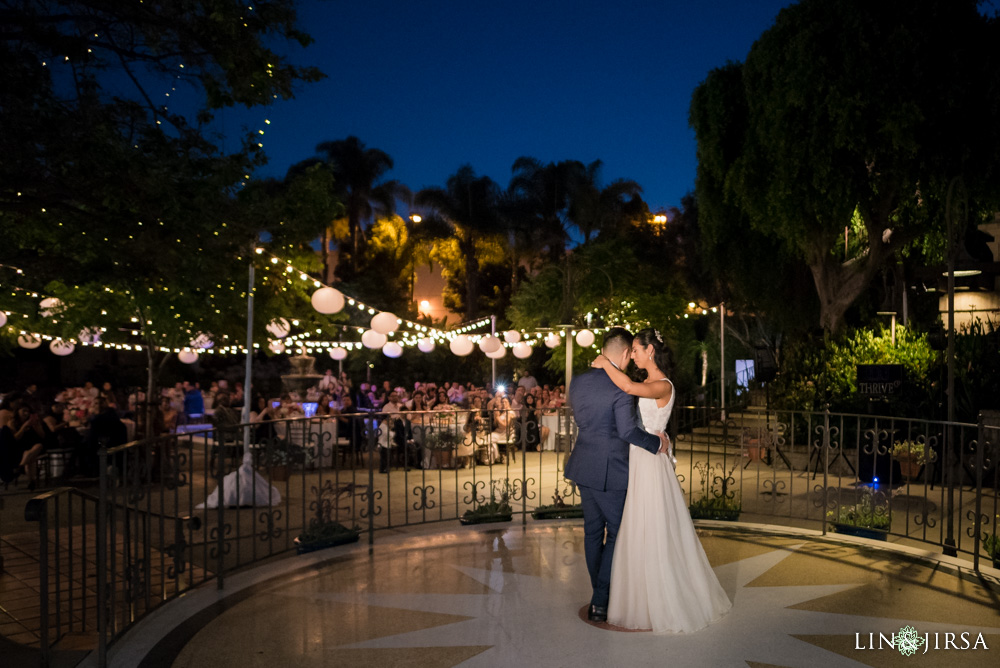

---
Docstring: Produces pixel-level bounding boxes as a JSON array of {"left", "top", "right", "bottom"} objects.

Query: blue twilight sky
[{"left": 220, "top": 0, "right": 795, "bottom": 213}]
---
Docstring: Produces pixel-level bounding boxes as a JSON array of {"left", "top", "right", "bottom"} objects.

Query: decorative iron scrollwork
[{"left": 411, "top": 484, "right": 436, "bottom": 511}]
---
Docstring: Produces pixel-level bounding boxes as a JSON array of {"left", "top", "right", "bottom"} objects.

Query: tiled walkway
[{"left": 91, "top": 522, "right": 1000, "bottom": 668}]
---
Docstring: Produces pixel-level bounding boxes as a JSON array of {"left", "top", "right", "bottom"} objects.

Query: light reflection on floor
[{"left": 106, "top": 522, "right": 1000, "bottom": 668}]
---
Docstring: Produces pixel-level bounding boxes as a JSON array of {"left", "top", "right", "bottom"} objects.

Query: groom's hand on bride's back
[{"left": 656, "top": 432, "right": 671, "bottom": 454}]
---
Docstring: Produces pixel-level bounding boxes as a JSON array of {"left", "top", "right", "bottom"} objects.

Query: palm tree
[
  {"left": 309, "top": 136, "right": 410, "bottom": 279},
  {"left": 415, "top": 165, "right": 503, "bottom": 320},
  {"left": 567, "top": 160, "right": 647, "bottom": 242},
  {"left": 508, "top": 157, "right": 584, "bottom": 261}
]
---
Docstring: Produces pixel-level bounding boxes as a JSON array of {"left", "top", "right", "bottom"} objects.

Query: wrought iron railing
[{"left": 22, "top": 403, "right": 1000, "bottom": 666}]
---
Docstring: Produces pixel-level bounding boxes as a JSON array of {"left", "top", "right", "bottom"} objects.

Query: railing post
[
  {"left": 97, "top": 449, "right": 108, "bottom": 668},
  {"left": 216, "top": 430, "right": 226, "bottom": 590},
  {"left": 822, "top": 406, "right": 830, "bottom": 535},
  {"left": 973, "top": 412, "right": 984, "bottom": 571},
  {"left": 38, "top": 498, "right": 50, "bottom": 668},
  {"left": 367, "top": 417, "right": 375, "bottom": 546}
]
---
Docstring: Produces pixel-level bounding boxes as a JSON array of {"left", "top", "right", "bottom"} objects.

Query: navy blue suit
[{"left": 565, "top": 368, "right": 660, "bottom": 608}]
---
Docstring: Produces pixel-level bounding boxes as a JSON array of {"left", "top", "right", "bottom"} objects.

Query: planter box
[
  {"left": 689, "top": 506, "right": 741, "bottom": 522},
  {"left": 832, "top": 523, "right": 888, "bottom": 541},
  {"left": 459, "top": 513, "right": 513, "bottom": 525},
  {"left": 532, "top": 505, "right": 584, "bottom": 520},
  {"left": 294, "top": 530, "right": 360, "bottom": 555}
]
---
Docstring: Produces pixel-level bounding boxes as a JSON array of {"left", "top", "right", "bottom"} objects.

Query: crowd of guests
[{"left": 0, "top": 369, "right": 569, "bottom": 487}]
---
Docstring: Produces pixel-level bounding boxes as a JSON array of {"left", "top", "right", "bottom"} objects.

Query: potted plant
[
  {"left": 532, "top": 490, "right": 584, "bottom": 520},
  {"left": 260, "top": 439, "right": 315, "bottom": 482},
  {"left": 689, "top": 461, "right": 742, "bottom": 521},
  {"left": 984, "top": 534, "right": 999, "bottom": 570},
  {"left": 295, "top": 481, "right": 363, "bottom": 554},
  {"left": 827, "top": 489, "right": 891, "bottom": 540},
  {"left": 890, "top": 439, "right": 935, "bottom": 481},
  {"left": 461, "top": 478, "right": 513, "bottom": 524}
]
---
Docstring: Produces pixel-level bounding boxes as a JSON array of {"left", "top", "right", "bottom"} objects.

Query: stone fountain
[{"left": 281, "top": 353, "right": 323, "bottom": 396}]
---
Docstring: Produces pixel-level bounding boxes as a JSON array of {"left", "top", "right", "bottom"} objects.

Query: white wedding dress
[{"left": 608, "top": 383, "right": 732, "bottom": 632}]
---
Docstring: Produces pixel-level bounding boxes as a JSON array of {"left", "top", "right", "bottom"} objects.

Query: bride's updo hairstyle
[{"left": 633, "top": 328, "right": 674, "bottom": 378}]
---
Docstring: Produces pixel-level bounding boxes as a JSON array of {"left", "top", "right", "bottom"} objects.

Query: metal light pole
[
  {"left": 943, "top": 176, "right": 966, "bottom": 557},
  {"left": 491, "top": 315, "right": 497, "bottom": 390},
  {"left": 565, "top": 325, "right": 574, "bottom": 392}
]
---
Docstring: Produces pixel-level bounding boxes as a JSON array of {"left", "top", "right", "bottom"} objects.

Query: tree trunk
[{"left": 807, "top": 230, "right": 894, "bottom": 333}]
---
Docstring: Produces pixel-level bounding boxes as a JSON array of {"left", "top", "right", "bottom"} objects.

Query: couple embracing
[{"left": 565, "top": 327, "right": 731, "bottom": 633}]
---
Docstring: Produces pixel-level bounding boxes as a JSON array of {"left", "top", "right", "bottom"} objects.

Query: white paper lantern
[
  {"left": 329, "top": 347, "right": 348, "bottom": 360},
  {"left": 486, "top": 345, "right": 507, "bottom": 359},
  {"left": 178, "top": 350, "right": 199, "bottom": 364},
  {"left": 311, "top": 287, "right": 345, "bottom": 314},
  {"left": 0, "top": 311, "right": 7, "bottom": 328},
  {"left": 361, "top": 329, "right": 388, "bottom": 349},
  {"left": 39, "top": 297, "right": 63, "bottom": 318},
  {"left": 17, "top": 334, "right": 41, "bottom": 349},
  {"left": 268, "top": 340, "right": 286, "bottom": 354},
  {"left": 78, "top": 327, "right": 100, "bottom": 344},
  {"left": 575, "top": 329, "right": 595, "bottom": 348},
  {"left": 449, "top": 334, "right": 474, "bottom": 356},
  {"left": 478, "top": 334, "right": 501, "bottom": 354},
  {"left": 50, "top": 339, "right": 75, "bottom": 356},
  {"left": 370, "top": 311, "right": 400, "bottom": 335},
  {"left": 544, "top": 333, "right": 561, "bottom": 348},
  {"left": 503, "top": 330, "right": 521, "bottom": 344},
  {"left": 513, "top": 341, "right": 533, "bottom": 359},
  {"left": 266, "top": 318, "right": 290, "bottom": 339},
  {"left": 417, "top": 337, "right": 436, "bottom": 353},
  {"left": 382, "top": 341, "right": 403, "bottom": 358},
  {"left": 190, "top": 333, "right": 214, "bottom": 349}
]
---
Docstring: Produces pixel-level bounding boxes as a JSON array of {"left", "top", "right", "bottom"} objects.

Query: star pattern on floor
[{"left": 270, "top": 531, "right": 1000, "bottom": 667}]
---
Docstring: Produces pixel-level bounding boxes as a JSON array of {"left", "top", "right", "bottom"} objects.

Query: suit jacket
[{"left": 564, "top": 368, "right": 660, "bottom": 491}]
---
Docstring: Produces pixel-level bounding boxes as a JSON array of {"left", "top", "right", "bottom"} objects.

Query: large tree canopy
[
  {"left": 691, "top": 0, "right": 1000, "bottom": 332},
  {"left": 0, "top": 0, "right": 323, "bottom": 345}
]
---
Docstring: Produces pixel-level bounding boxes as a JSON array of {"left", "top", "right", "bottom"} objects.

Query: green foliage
[
  {"left": 464, "top": 478, "right": 513, "bottom": 519},
  {"left": 769, "top": 325, "right": 936, "bottom": 415},
  {"left": 827, "top": 492, "right": 891, "bottom": 531},
  {"left": 890, "top": 440, "right": 935, "bottom": 467}
]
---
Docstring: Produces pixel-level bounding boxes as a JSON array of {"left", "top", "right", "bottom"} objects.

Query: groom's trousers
[{"left": 579, "top": 484, "right": 627, "bottom": 608}]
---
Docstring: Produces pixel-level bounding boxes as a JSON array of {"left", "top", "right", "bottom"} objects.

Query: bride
[{"left": 591, "top": 328, "right": 731, "bottom": 633}]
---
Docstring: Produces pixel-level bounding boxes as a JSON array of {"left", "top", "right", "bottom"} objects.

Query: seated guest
[
  {"left": 249, "top": 395, "right": 277, "bottom": 442},
  {"left": 182, "top": 381, "right": 204, "bottom": 421},
  {"left": 157, "top": 396, "right": 179, "bottom": 434},
  {"left": 77, "top": 396, "right": 128, "bottom": 477},
  {"left": 2, "top": 401, "right": 47, "bottom": 489}
]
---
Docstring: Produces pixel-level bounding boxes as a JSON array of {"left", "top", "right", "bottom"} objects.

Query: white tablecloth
[{"left": 541, "top": 414, "right": 560, "bottom": 451}]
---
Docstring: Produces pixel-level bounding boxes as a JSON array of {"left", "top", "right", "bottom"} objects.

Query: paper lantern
[
  {"left": 417, "top": 337, "right": 436, "bottom": 353},
  {"left": 268, "top": 340, "right": 285, "bottom": 354},
  {"left": 178, "top": 350, "right": 199, "bottom": 364},
  {"left": 487, "top": 345, "right": 507, "bottom": 359},
  {"left": 382, "top": 341, "right": 403, "bottom": 358},
  {"left": 478, "top": 334, "right": 501, "bottom": 354},
  {"left": 503, "top": 330, "right": 521, "bottom": 344},
  {"left": 449, "top": 335, "right": 474, "bottom": 356},
  {"left": 50, "top": 339, "right": 75, "bottom": 356},
  {"left": 362, "top": 329, "right": 387, "bottom": 349},
  {"left": 266, "top": 318, "right": 290, "bottom": 339},
  {"left": 513, "top": 341, "right": 533, "bottom": 359},
  {"left": 575, "top": 329, "right": 595, "bottom": 348},
  {"left": 18, "top": 334, "right": 41, "bottom": 349},
  {"left": 370, "top": 311, "right": 400, "bottom": 335},
  {"left": 544, "top": 333, "right": 561, "bottom": 348},
  {"left": 0, "top": 311, "right": 7, "bottom": 328},
  {"left": 78, "top": 327, "right": 100, "bottom": 344},
  {"left": 39, "top": 297, "right": 63, "bottom": 317},
  {"left": 311, "top": 287, "right": 345, "bottom": 314},
  {"left": 329, "top": 347, "right": 348, "bottom": 360},
  {"left": 190, "top": 333, "right": 214, "bottom": 349}
]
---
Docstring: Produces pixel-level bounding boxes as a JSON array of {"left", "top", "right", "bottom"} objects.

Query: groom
[{"left": 565, "top": 327, "right": 668, "bottom": 622}]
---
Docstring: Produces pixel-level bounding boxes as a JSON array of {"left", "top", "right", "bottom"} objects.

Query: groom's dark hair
[{"left": 602, "top": 327, "right": 633, "bottom": 357}]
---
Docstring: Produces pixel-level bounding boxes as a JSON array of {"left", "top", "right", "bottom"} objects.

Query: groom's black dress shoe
[{"left": 588, "top": 605, "right": 608, "bottom": 622}]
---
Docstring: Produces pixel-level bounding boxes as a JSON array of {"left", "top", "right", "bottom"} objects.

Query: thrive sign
[{"left": 856, "top": 364, "right": 903, "bottom": 396}]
